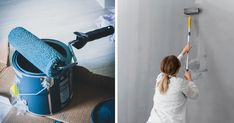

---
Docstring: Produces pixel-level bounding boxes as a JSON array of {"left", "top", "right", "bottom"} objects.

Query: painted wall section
[{"left": 118, "top": 0, "right": 234, "bottom": 123}]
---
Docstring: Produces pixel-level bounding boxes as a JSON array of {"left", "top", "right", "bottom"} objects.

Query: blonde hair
[{"left": 158, "top": 55, "right": 181, "bottom": 94}]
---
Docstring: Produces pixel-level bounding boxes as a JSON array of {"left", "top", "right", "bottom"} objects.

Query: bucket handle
[
  {"left": 56, "top": 41, "right": 78, "bottom": 71},
  {"left": 19, "top": 87, "right": 47, "bottom": 96},
  {"left": 57, "top": 26, "right": 115, "bottom": 70},
  {"left": 15, "top": 78, "right": 53, "bottom": 96}
]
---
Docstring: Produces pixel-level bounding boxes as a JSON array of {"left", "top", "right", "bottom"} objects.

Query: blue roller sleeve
[{"left": 8, "top": 27, "right": 65, "bottom": 77}]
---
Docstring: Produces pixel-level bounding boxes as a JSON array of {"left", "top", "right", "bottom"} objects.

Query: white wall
[{"left": 118, "top": 0, "right": 234, "bottom": 123}]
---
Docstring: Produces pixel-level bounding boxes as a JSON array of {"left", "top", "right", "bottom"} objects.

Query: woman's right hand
[
  {"left": 184, "top": 70, "right": 192, "bottom": 81},
  {"left": 182, "top": 42, "right": 192, "bottom": 55}
]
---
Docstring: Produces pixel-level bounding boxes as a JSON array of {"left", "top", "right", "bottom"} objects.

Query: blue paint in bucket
[
  {"left": 91, "top": 98, "right": 115, "bottom": 123},
  {"left": 12, "top": 39, "right": 73, "bottom": 115}
]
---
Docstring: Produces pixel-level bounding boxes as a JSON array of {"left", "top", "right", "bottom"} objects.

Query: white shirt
[{"left": 147, "top": 54, "right": 199, "bottom": 123}]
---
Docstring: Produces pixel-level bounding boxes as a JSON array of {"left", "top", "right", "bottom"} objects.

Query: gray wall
[{"left": 118, "top": 0, "right": 234, "bottom": 123}]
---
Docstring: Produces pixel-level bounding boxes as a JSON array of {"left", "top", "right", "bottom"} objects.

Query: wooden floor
[{"left": 0, "top": 0, "right": 115, "bottom": 123}]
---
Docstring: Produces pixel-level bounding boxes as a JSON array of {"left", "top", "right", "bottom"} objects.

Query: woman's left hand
[{"left": 184, "top": 70, "right": 192, "bottom": 81}]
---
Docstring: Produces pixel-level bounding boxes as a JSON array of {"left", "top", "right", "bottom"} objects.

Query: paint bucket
[
  {"left": 12, "top": 39, "right": 73, "bottom": 115},
  {"left": 90, "top": 98, "right": 115, "bottom": 123}
]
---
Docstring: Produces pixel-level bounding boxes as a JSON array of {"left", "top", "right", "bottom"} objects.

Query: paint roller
[
  {"left": 8, "top": 27, "right": 65, "bottom": 77},
  {"left": 8, "top": 26, "right": 114, "bottom": 77},
  {"left": 184, "top": 8, "right": 201, "bottom": 71}
]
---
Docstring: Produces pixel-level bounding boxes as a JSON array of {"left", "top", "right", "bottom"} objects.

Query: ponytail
[
  {"left": 158, "top": 55, "right": 181, "bottom": 94},
  {"left": 158, "top": 74, "right": 170, "bottom": 94}
]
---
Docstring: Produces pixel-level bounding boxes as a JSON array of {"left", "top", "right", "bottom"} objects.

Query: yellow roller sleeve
[{"left": 188, "top": 16, "right": 192, "bottom": 29}]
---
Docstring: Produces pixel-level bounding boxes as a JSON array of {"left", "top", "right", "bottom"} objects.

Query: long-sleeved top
[{"left": 147, "top": 53, "right": 199, "bottom": 123}]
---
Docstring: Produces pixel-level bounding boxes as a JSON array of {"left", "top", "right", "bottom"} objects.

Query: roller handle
[
  {"left": 186, "top": 55, "right": 189, "bottom": 70},
  {"left": 72, "top": 26, "right": 114, "bottom": 49},
  {"left": 186, "top": 16, "right": 192, "bottom": 71},
  {"left": 85, "top": 26, "right": 114, "bottom": 41},
  {"left": 187, "top": 16, "right": 192, "bottom": 30}
]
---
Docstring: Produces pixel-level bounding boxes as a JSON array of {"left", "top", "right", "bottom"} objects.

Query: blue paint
[{"left": 91, "top": 98, "right": 115, "bottom": 123}]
